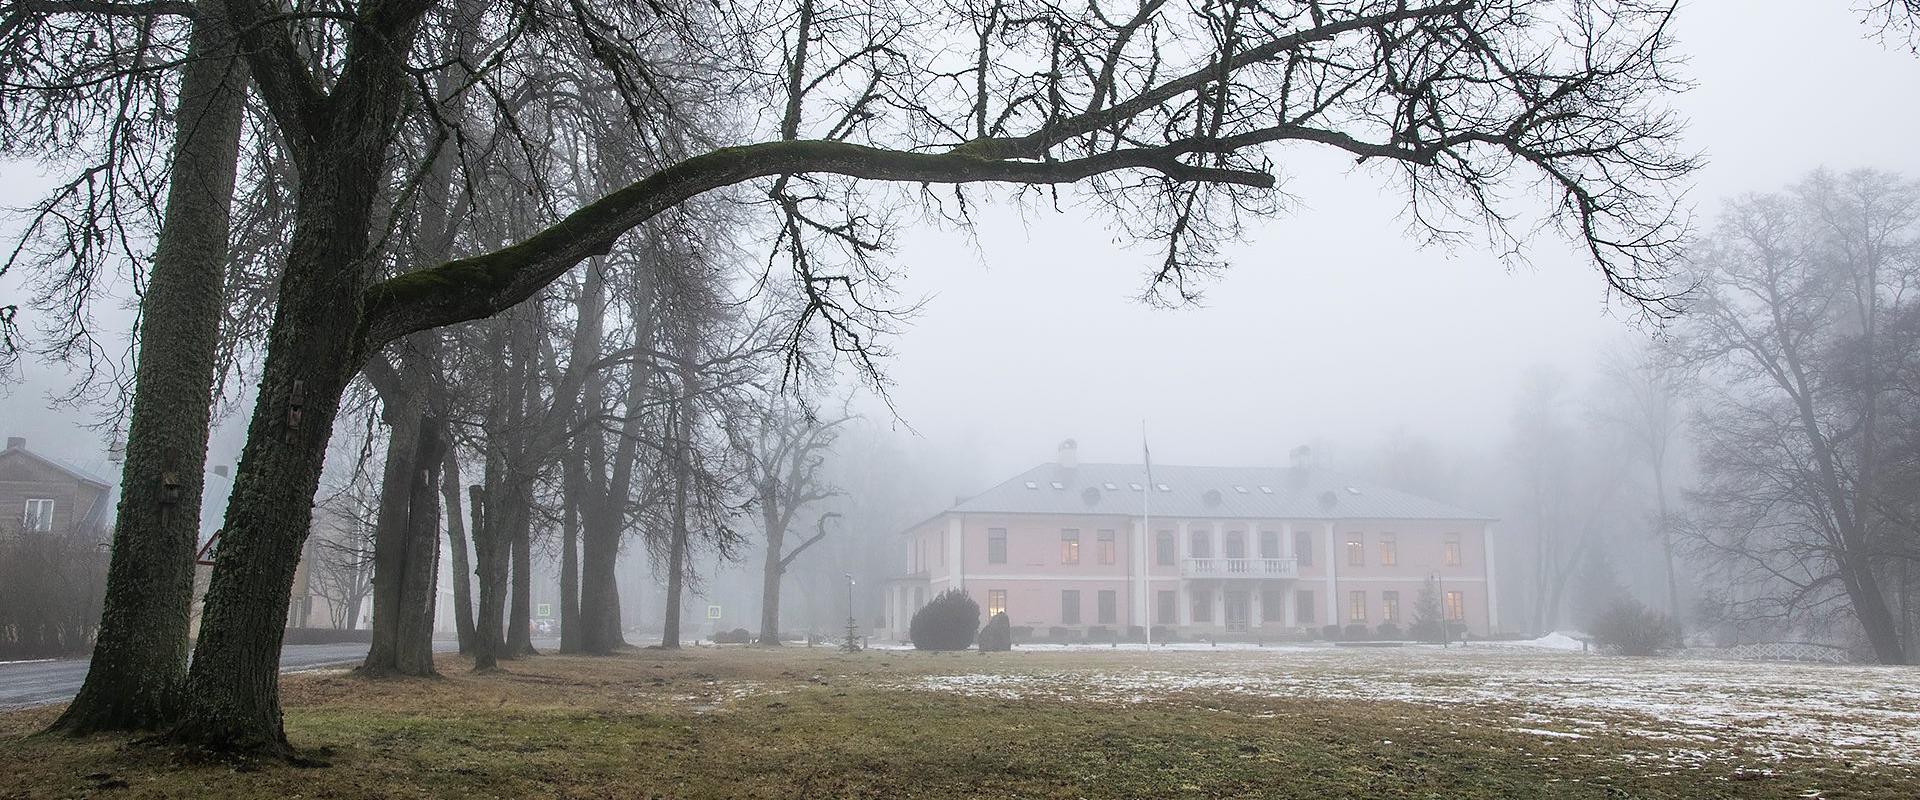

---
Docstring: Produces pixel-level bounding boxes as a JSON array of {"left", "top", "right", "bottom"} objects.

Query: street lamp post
[{"left": 841, "top": 573, "right": 861, "bottom": 652}]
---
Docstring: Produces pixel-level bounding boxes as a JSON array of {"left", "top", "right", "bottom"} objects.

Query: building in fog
[
  {"left": 883, "top": 440, "right": 1499, "bottom": 641},
  {"left": 0, "top": 436, "right": 111, "bottom": 538}
]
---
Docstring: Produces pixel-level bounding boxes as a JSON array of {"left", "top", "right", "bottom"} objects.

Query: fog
[{"left": 3, "top": 0, "right": 1920, "bottom": 767}]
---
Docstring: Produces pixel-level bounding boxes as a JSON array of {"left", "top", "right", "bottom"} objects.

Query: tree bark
[
  {"left": 441, "top": 441, "right": 476, "bottom": 654},
  {"left": 361, "top": 348, "right": 445, "bottom": 677},
  {"left": 51, "top": 0, "right": 246, "bottom": 736},
  {"left": 470, "top": 480, "right": 506, "bottom": 671},
  {"left": 757, "top": 519, "right": 785, "bottom": 645},
  {"left": 171, "top": 3, "right": 428, "bottom": 751},
  {"left": 558, "top": 450, "right": 582, "bottom": 654}
]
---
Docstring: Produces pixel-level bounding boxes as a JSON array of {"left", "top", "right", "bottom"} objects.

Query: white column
[
  {"left": 1283, "top": 586, "right": 1296, "bottom": 628},
  {"left": 1210, "top": 521, "right": 1224, "bottom": 558},
  {"left": 1175, "top": 520, "right": 1191, "bottom": 627},
  {"left": 1212, "top": 586, "right": 1226, "bottom": 631},
  {"left": 1176, "top": 520, "right": 1190, "bottom": 561},
  {"left": 1281, "top": 521, "right": 1295, "bottom": 559},
  {"left": 1324, "top": 522, "right": 1338, "bottom": 627},
  {"left": 947, "top": 516, "right": 965, "bottom": 592},
  {"left": 1249, "top": 586, "right": 1264, "bottom": 629},
  {"left": 1483, "top": 522, "right": 1500, "bottom": 632}
]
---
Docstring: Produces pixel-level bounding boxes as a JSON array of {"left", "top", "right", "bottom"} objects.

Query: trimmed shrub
[
  {"left": 1343, "top": 623, "right": 1370, "bottom": 640},
  {"left": 1086, "top": 625, "right": 1115, "bottom": 643},
  {"left": 1126, "top": 625, "right": 1147, "bottom": 642},
  {"left": 1149, "top": 625, "right": 1175, "bottom": 642},
  {"left": 977, "top": 612, "right": 1012, "bottom": 652},
  {"left": 1046, "top": 626, "right": 1076, "bottom": 642},
  {"left": 1010, "top": 625, "right": 1035, "bottom": 644},
  {"left": 1589, "top": 598, "right": 1681, "bottom": 656},
  {"left": 712, "top": 627, "right": 752, "bottom": 644},
  {"left": 910, "top": 589, "right": 980, "bottom": 651},
  {"left": 1375, "top": 622, "right": 1403, "bottom": 640},
  {"left": 1320, "top": 624, "right": 1343, "bottom": 641}
]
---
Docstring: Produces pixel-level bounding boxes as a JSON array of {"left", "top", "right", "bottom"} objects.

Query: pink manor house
[{"left": 882, "top": 441, "right": 1500, "bottom": 641}]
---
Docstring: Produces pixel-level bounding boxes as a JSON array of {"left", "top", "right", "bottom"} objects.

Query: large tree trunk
[
  {"left": 558, "top": 451, "right": 582, "bottom": 654},
  {"left": 361, "top": 349, "right": 445, "bottom": 677},
  {"left": 757, "top": 522, "right": 785, "bottom": 646},
  {"left": 51, "top": 1, "right": 246, "bottom": 736},
  {"left": 470, "top": 480, "right": 506, "bottom": 671},
  {"left": 660, "top": 406, "right": 689, "bottom": 650},
  {"left": 441, "top": 442, "right": 476, "bottom": 654}
]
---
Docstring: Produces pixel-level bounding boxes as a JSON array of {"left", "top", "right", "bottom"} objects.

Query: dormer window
[
  {"left": 1024, "top": 481, "right": 1038, "bottom": 490},
  {"left": 1155, "top": 483, "right": 1171, "bottom": 492},
  {"left": 1234, "top": 486, "right": 1248, "bottom": 494},
  {"left": 1258, "top": 486, "right": 1273, "bottom": 494},
  {"left": 1128, "top": 482, "right": 1143, "bottom": 491},
  {"left": 1103, "top": 482, "right": 1117, "bottom": 490}
]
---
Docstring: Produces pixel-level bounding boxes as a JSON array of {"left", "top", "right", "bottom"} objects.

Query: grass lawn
[{"left": 1, "top": 644, "right": 1916, "bottom": 798}]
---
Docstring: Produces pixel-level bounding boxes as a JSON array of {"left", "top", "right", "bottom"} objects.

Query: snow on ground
[{"left": 885, "top": 645, "right": 1920, "bottom": 769}]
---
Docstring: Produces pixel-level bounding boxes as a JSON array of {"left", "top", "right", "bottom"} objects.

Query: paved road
[{"left": 0, "top": 640, "right": 461, "bottom": 710}]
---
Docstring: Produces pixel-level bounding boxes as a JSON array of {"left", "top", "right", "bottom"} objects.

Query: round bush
[
  {"left": 1589, "top": 599, "right": 1680, "bottom": 656},
  {"left": 1375, "top": 622, "right": 1403, "bottom": 640},
  {"left": 977, "top": 611, "right": 1012, "bottom": 652},
  {"left": 910, "top": 589, "right": 980, "bottom": 651}
]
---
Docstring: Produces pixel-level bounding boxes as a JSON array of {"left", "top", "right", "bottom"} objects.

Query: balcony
[{"left": 1180, "top": 557, "right": 1298, "bottom": 579}]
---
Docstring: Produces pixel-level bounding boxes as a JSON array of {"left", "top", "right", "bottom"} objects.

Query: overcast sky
[{"left": 4, "top": 0, "right": 1919, "bottom": 497}]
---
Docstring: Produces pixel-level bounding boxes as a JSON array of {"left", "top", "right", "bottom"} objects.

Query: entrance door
[{"left": 1224, "top": 591, "right": 1250, "bottom": 632}]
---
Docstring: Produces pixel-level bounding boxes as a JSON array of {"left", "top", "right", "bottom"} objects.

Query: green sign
[
  {"left": 536, "top": 603, "right": 553, "bottom": 619},
  {"left": 706, "top": 604, "right": 723, "bottom": 620}
]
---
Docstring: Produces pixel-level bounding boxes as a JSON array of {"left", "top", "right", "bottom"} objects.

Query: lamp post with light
[{"left": 841, "top": 573, "right": 861, "bottom": 652}]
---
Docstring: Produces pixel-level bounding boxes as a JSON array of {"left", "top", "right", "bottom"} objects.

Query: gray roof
[{"left": 941, "top": 462, "right": 1491, "bottom": 522}]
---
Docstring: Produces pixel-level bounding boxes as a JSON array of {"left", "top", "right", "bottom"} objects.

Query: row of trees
[{"left": 3, "top": 0, "right": 1705, "bottom": 757}]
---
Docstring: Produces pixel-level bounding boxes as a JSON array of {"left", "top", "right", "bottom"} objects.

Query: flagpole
[{"left": 1142, "top": 420, "right": 1153, "bottom": 651}]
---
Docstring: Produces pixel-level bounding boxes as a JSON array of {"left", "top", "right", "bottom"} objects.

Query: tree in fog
[
  {"left": 1507, "top": 366, "right": 1633, "bottom": 634},
  {"left": 1675, "top": 169, "right": 1920, "bottom": 664},
  {"left": 2, "top": 0, "right": 253, "bottom": 733},
  {"left": 734, "top": 398, "right": 849, "bottom": 644},
  {"left": 1594, "top": 344, "right": 1690, "bottom": 619}
]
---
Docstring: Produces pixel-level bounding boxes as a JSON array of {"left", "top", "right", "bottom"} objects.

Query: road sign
[
  {"left": 537, "top": 603, "right": 553, "bottom": 619},
  {"left": 706, "top": 604, "right": 723, "bottom": 620}
]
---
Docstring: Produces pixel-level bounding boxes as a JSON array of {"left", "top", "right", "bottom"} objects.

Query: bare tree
[
  {"left": 1676, "top": 169, "right": 1920, "bottom": 664},
  {"left": 1595, "top": 343, "right": 1691, "bottom": 621},
  {"left": 734, "top": 397, "right": 849, "bottom": 644}
]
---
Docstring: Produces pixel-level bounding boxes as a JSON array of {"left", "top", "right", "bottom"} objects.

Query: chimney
[
  {"left": 1289, "top": 444, "right": 1312, "bottom": 487},
  {"left": 5, "top": 437, "right": 23, "bottom": 451},
  {"left": 1057, "top": 438, "right": 1079, "bottom": 469}
]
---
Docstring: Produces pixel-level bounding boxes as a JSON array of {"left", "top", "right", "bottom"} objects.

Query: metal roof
[{"left": 939, "top": 462, "right": 1492, "bottom": 522}]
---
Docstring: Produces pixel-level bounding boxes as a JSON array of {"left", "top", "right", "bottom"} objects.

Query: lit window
[
  {"left": 1379, "top": 533, "right": 1397, "bottom": 567},
  {"left": 1382, "top": 591, "right": 1400, "bottom": 623},
  {"left": 1097, "top": 530, "right": 1116, "bottom": 565},
  {"left": 22, "top": 498, "right": 55, "bottom": 532},
  {"left": 1349, "top": 590, "right": 1367, "bottom": 623},
  {"left": 1061, "top": 590, "right": 1081, "bottom": 624},
  {"left": 988, "top": 589, "right": 1007, "bottom": 618},
  {"left": 988, "top": 528, "right": 1007, "bottom": 564},
  {"left": 1060, "top": 529, "right": 1081, "bottom": 564},
  {"left": 1445, "top": 590, "right": 1465, "bottom": 621},
  {"left": 1445, "top": 534, "right": 1462, "bottom": 566},
  {"left": 1346, "top": 535, "right": 1364, "bottom": 567}
]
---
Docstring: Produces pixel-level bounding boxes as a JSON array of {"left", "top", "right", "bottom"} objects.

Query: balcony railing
[{"left": 1180, "top": 557, "right": 1298, "bottom": 579}]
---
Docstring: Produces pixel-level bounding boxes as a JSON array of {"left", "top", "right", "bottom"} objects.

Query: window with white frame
[{"left": 23, "top": 498, "right": 55, "bottom": 533}]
